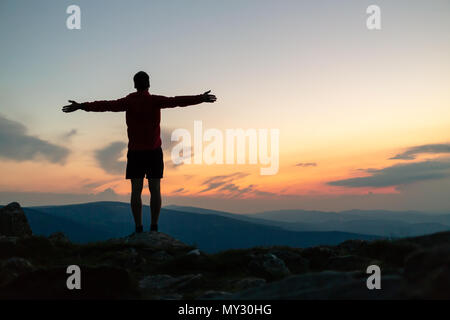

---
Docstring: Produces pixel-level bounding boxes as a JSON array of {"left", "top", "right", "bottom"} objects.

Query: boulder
[
  {"left": 325, "top": 255, "right": 371, "bottom": 271},
  {"left": 269, "top": 249, "right": 309, "bottom": 273},
  {"left": 248, "top": 253, "right": 291, "bottom": 280},
  {"left": 149, "top": 250, "right": 173, "bottom": 262},
  {"left": 108, "top": 232, "right": 191, "bottom": 250},
  {"left": 112, "top": 248, "right": 147, "bottom": 269},
  {"left": 403, "top": 245, "right": 450, "bottom": 299},
  {"left": 186, "top": 249, "right": 201, "bottom": 256},
  {"left": 197, "top": 290, "right": 233, "bottom": 300},
  {"left": 48, "top": 232, "right": 70, "bottom": 243},
  {"left": 229, "top": 271, "right": 403, "bottom": 300},
  {"left": 139, "top": 273, "right": 204, "bottom": 295},
  {"left": 301, "top": 246, "right": 335, "bottom": 270},
  {"left": 0, "top": 257, "right": 35, "bottom": 287},
  {"left": 0, "top": 202, "right": 32, "bottom": 237},
  {"left": 0, "top": 265, "right": 139, "bottom": 299},
  {"left": 230, "top": 277, "right": 266, "bottom": 291}
]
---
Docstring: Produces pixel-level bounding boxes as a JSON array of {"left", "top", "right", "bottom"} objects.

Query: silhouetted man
[{"left": 62, "top": 71, "right": 217, "bottom": 233}]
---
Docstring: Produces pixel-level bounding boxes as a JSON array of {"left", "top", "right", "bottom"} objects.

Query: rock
[
  {"left": 0, "top": 202, "right": 32, "bottom": 237},
  {"left": 48, "top": 232, "right": 70, "bottom": 243},
  {"left": 149, "top": 250, "right": 173, "bottom": 262},
  {"left": 248, "top": 253, "right": 291, "bottom": 280},
  {"left": 197, "top": 290, "right": 233, "bottom": 300},
  {"left": 269, "top": 249, "right": 309, "bottom": 273},
  {"left": 403, "top": 245, "right": 450, "bottom": 299},
  {"left": 0, "top": 257, "right": 35, "bottom": 287},
  {"left": 337, "top": 239, "right": 368, "bottom": 253},
  {"left": 229, "top": 271, "right": 403, "bottom": 300},
  {"left": 301, "top": 246, "right": 335, "bottom": 270},
  {"left": 231, "top": 277, "right": 266, "bottom": 291},
  {"left": 186, "top": 249, "right": 201, "bottom": 256},
  {"left": 139, "top": 273, "right": 204, "bottom": 295},
  {"left": 325, "top": 255, "right": 371, "bottom": 271},
  {"left": 156, "top": 293, "right": 183, "bottom": 300},
  {"left": 108, "top": 232, "right": 190, "bottom": 250},
  {"left": 1, "top": 257, "right": 34, "bottom": 273},
  {"left": 0, "top": 235, "right": 19, "bottom": 246},
  {"left": 0, "top": 265, "right": 139, "bottom": 299},
  {"left": 119, "top": 248, "right": 146, "bottom": 268}
]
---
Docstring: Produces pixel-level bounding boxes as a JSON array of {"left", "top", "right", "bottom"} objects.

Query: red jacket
[{"left": 82, "top": 90, "right": 205, "bottom": 150}]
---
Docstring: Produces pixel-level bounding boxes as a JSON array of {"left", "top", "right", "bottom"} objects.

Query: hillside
[
  {"left": 23, "top": 202, "right": 380, "bottom": 252},
  {"left": 1, "top": 202, "right": 449, "bottom": 299},
  {"left": 169, "top": 205, "right": 450, "bottom": 237}
]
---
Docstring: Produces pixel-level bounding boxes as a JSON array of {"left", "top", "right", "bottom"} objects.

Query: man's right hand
[
  {"left": 62, "top": 100, "right": 83, "bottom": 113},
  {"left": 201, "top": 90, "right": 217, "bottom": 103}
]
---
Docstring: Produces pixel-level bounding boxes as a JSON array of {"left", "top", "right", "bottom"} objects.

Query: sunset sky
[{"left": 1, "top": 0, "right": 449, "bottom": 213}]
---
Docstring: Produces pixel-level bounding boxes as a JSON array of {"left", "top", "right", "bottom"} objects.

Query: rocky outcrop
[
  {"left": 1, "top": 202, "right": 450, "bottom": 300},
  {"left": 403, "top": 245, "right": 450, "bottom": 299},
  {"left": 139, "top": 274, "right": 204, "bottom": 299},
  {"left": 227, "top": 271, "right": 404, "bottom": 300},
  {"left": 107, "top": 231, "right": 190, "bottom": 250},
  {"left": 48, "top": 232, "right": 70, "bottom": 243},
  {"left": 0, "top": 257, "right": 35, "bottom": 287},
  {"left": 0, "top": 265, "right": 138, "bottom": 299},
  {"left": 0, "top": 202, "right": 32, "bottom": 237},
  {"left": 230, "top": 277, "right": 266, "bottom": 291},
  {"left": 248, "top": 253, "right": 291, "bottom": 280}
]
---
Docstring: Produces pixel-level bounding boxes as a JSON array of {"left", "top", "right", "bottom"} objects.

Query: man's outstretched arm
[
  {"left": 62, "top": 96, "right": 129, "bottom": 113},
  {"left": 158, "top": 90, "right": 217, "bottom": 109}
]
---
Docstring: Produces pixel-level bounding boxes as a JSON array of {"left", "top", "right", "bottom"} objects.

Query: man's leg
[
  {"left": 130, "top": 178, "right": 144, "bottom": 233},
  {"left": 148, "top": 178, "right": 161, "bottom": 232}
]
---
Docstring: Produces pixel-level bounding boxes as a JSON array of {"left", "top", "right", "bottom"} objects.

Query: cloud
[
  {"left": 296, "top": 162, "right": 317, "bottom": 167},
  {"left": 328, "top": 159, "right": 450, "bottom": 188},
  {"left": 61, "top": 129, "right": 78, "bottom": 141},
  {"left": 200, "top": 172, "right": 275, "bottom": 197},
  {"left": 200, "top": 172, "right": 250, "bottom": 193},
  {"left": 95, "top": 188, "right": 120, "bottom": 199},
  {"left": 0, "top": 189, "right": 128, "bottom": 207},
  {"left": 390, "top": 143, "right": 450, "bottom": 160},
  {"left": 94, "top": 142, "right": 127, "bottom": 175},
  {"left": 0, "top": 115, "right": 70, "bottom": 164}
]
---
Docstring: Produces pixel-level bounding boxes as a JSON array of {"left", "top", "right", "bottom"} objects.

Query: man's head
[{"left": 133, "top": 71, "right": 150, "bottom": 91}]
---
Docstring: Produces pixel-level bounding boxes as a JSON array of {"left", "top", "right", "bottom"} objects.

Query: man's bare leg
[
  {"left": 148, "top": 178, "right": 162, "bottom": 231},
  {"left": 130, "top": 178, "right": 144, "bottom": 233}
]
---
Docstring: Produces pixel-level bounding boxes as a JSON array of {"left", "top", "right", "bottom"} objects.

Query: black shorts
[{"left": 126, "top": 147, "right": 164, "bottom": 179}]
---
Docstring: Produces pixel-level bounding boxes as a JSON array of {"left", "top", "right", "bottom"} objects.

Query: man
[{"left": 62, "top": 71, "right": 217, "bottom": 233}]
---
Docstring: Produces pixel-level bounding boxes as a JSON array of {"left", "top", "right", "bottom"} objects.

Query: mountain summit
[{"left": 1, "top": 202, "right": 449, "bottom": 299}]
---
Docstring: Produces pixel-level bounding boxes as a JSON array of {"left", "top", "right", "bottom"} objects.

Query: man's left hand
[{"left": 62, "top": 100, "right": 83, "bottom": 113}]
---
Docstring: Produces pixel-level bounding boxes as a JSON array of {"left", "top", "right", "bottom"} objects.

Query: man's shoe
[{"left": 150, "top": 224, "right": 158, "bottom": 232}]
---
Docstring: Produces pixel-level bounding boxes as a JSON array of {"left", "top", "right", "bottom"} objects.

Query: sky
[{"left": 0, "top": 0, "right": 449, "bottom": 213}]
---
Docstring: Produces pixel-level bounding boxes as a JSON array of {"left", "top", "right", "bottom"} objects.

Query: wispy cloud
[
  {"left": 172, "top": 187, "right": 187, "bottom": 194},
  {"left": 328, "top": 159, "right": 450, "bottom": 188},
  {"left": 295, "top": 162, "right": 317, "bottom": 167},
  {"left": 94, "top": 142, "right": 127, "bottom": 175},
  {"left": 390, "top": 143, "right": 450, "bottom": 160},
  {"left": 60, "top": 129, "right": 78, "bottom": 142},
  {"left": 200, "top": 172, "right": 250, "bottom": 193},
  {"left": 0, "top": 115, "right": 69, "bottom": 164},
  {"left": 200, "top": 172, "right": 275, "bottom": 197}
]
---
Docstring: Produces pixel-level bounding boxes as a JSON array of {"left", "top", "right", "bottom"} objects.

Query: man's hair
[{"left": 133, "top": 71, "right": 150, "bottom": 90}]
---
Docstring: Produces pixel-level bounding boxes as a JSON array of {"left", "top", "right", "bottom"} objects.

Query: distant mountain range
[
  {"left": 16, "top": 202, "right": 449, "bottom": 252},
  {"left": 19, "top": 201, "right": 385, "bottom": 253},
  {"left": 168, "top": 205, "right": 450, "bottom": 238}
]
